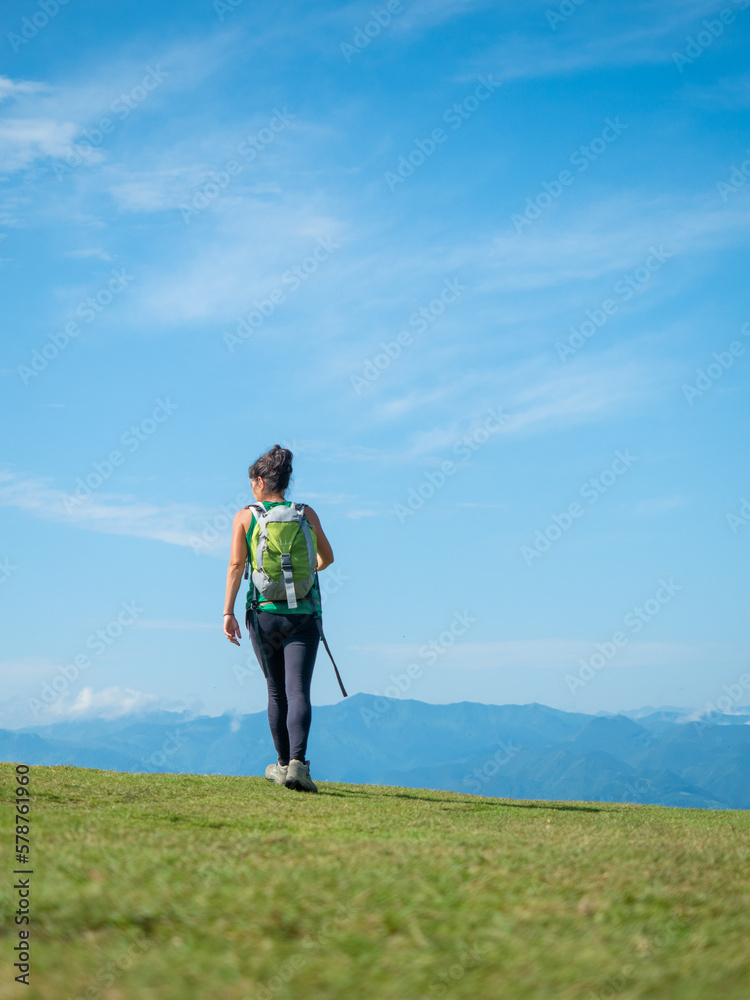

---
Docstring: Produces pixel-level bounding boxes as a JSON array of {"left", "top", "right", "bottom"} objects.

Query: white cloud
[
  {"left": 468, "top": 0, "right": 726, "bottom": 82},
  {"left": 384, "top": 356, "right": 660, "bottom": 458},
  {"left": 376, "top": 382, "right": 472, "bottom": 421},
  {"left": 0, "top": 118, "right": 79, "bottom": 171},
  {"left": 125, "top": 198, "right": 346, "bottom": 325},
  {"left": 106, "top": 165, "right": 211, "bottom": 213},
  {"left": 0, "top": 33, "right": 243, "bottom": 179},
  {"left": 481, "top": 192, "right": 750, "bottom": 296},
  {"left": 44, "top": 685, "right": 163, "bottom": 720},
  {"left": 312, "top": 186, "right": 750, "bottom": 408},
  {"left": 0, "top": 76, "right": 47, "bottom": 103},
  {"left": 508, "top": 362, "right": 649, "bottom": 434},
  {"left": 395, "top": 0, "right": 499, "bottom": 35},
  {"left": 0, "top": 470, "right": 215, "bottom": 549}
]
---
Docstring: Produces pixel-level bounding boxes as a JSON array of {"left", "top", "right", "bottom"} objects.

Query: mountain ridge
[{"left": 3, "top": 694, "right": 749, "bottom": 809}]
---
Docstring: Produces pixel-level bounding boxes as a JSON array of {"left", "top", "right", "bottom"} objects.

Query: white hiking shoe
[
  {"left": 285, "top": 759, "right": 318, "bottom": 793},
  {"left": 265, "top": 761, "right": 288, "bottom": 785}
]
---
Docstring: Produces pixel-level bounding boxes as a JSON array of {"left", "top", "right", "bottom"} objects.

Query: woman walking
[{"left": 222, "top": 445, "right": 334, "bottom": 793}]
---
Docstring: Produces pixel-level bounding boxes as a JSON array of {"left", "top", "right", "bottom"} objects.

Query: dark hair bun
[{"left": 248, "top": 445, "right": 293, "bottom": 494}]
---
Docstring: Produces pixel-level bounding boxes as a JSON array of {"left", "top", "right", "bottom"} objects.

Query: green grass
[{"left": 1, "top": 764, "right": 749, "bottom": 1000}]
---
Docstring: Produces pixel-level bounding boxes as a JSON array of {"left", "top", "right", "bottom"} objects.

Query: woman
[{"left": 223, "top": 445, "right": 334, "bottom": 793}]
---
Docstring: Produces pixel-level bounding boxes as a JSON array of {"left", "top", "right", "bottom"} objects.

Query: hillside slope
[{"left": 1, "top": 763, "right": 749, "bottom": 1000}]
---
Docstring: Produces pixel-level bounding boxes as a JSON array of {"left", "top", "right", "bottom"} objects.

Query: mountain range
[{"left": 2, "top": 695, "right": 750, "bottom": 809}]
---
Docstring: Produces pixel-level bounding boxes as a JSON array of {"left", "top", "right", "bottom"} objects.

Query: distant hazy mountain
[{"left": 2, "top": 695, "right": 749, "bottom": 809}]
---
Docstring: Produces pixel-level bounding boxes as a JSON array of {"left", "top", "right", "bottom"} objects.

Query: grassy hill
[{"left": 1, "top": 763, "right": 749, "bottom": 1000}]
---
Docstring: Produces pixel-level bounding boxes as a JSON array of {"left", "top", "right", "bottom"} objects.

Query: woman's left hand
[{"left": 224, "top": 614, "right": 241, "bottom": 645}]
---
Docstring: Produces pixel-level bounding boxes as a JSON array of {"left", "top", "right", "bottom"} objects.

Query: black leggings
[{"left": 246, "top": 610, "right": 320, "bottom": 765}]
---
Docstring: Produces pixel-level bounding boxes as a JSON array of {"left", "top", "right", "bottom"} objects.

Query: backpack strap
[
  {"left": 279, "top": 552, "right": 297, "bottom": 608},
  {"left": 248, "top": 503, "right": 272, "bottom": 583},
  {"left": 243, "top": 503, "right": 265, "bottom": 582},
  {"left": 247, "top": 579, "right": 269, "bottom": 679},
  {"left": 315, "top": 615, "right": 348, "bottom": 698},
  {"left": 311, "top": 569, "right": 347, "bottom": 698},
  {"left": 294, "top": 504, "right": 317, "bottom": 580}
]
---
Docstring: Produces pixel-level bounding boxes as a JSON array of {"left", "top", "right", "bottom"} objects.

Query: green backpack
[
  {"left": 243, "top": 500, "right": 348, "bottom": 698},
  {"left": 245, "top": 501, "right": 317, "bottom": 609}
]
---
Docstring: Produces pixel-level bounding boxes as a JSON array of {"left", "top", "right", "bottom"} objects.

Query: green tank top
[{"left": 245, "top": 501, "right": 319, "bottom": 615}]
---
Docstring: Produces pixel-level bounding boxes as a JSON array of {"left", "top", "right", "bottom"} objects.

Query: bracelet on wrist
[{"left": 223, "top": 613, "right": 236, "bottom": 617}]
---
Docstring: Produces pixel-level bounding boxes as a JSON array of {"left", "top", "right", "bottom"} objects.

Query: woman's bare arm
[
  {"left": 304, "top": 505, "right": 334, "bottom": 571},
  {"left": 223, "top": 510, "right": 251, "bottom": 645}
]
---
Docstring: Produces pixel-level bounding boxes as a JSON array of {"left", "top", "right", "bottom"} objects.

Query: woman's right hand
[{"left": 224, "top": 614, "right": 241, "bottom": 646}]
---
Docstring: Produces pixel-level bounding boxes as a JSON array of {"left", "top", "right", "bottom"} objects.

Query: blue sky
[{"left": 1, "top": 0, "right": 749, "bottom": 729}]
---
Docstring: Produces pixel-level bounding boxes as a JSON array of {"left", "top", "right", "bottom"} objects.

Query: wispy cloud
[
  {"left": 480, "top": 191, "right": 750, "bottom": 295},
  {"left": 0, "top": 33, "right": 240, "bottom": 182},
  {"left": 394, "top": 0, "right": 501, "bottom": 36},
  {"left": 680, "top": 74, "right": 750, "bottom": 110},
  {"left": 0, "top": 76, "right": 47, "bottom": 102},
  {"left": 507, "top": 360, "right": 652, "bottom": 434},
  {"left": 0, "top": 470, "right": 209, "bottom": 548},
  {"left": 0, "top": 118, "right": 80, "bottom": 172},
  {"left": 634, "top": 496, "right": 688, "bottom": 516},
  {"left": 66, "top": 247, "right": 112, "bottom": 261},
  {"left": 468, "top": 0, "right": 729, "bottom": 82},
  {"left": 370, "top": 354, "right": 663, "bottom": 457},
  {"left": 456, "top": 502, "right": 506, "bottom": 509},
  {"left": 127, "top": 199, "right": 346, "bottom": 325},
  {"left": 106, "top": 165, "right": 209, "bottom": 214},
  {"left": 43, "top": 685, "right": 165, "bottom": 721}
]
